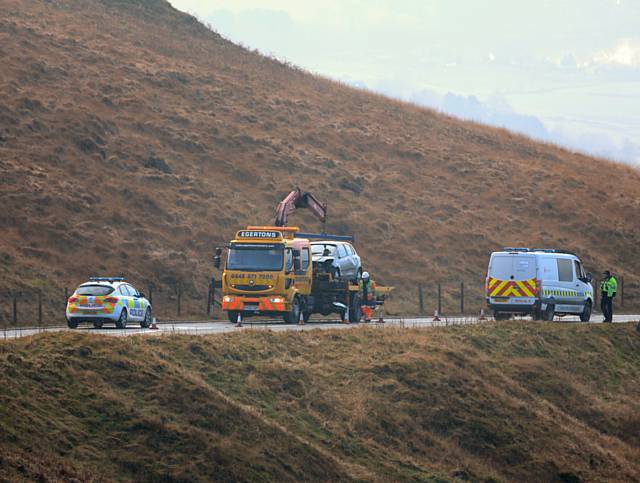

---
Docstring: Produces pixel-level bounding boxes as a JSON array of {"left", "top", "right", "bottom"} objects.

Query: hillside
[
  {"left": 1, "top": 323, "right": 639, "bottom": 481},
  {"left": 2, "top": 0, "right": 640, "bottom": 317}
]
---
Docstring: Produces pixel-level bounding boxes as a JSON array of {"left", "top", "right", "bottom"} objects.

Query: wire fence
[{"left": 0, "top": 276, "right": 636, "bottom": 328}]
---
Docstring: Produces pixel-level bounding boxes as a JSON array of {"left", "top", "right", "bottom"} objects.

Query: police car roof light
[
  {"left": 298, "top": 232, "right": 355, "bottom": 243},
  {"left": 89, "top": 276, "right": 126, "bottom": 282}
]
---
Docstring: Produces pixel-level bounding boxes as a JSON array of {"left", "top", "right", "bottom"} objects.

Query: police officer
[
  {"left": 360, "top": 271, "right": 376, "bottom": 322},
  {"left": 600, "top": 270, "right": 617, "bottom": 323}
]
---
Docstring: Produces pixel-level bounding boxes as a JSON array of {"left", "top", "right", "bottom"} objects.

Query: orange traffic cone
[
  {"left": 479, "top": 309, "right": 487, "bottom": 321},
  {"left": 149, "top": 317, "right": 159, "bottom": 330},
  {"left": 299, "top": 310, "right": 305, "bottom": 325},
  {"left": 235, "top": 312, "right": 243, "bottom": 328},
  {"left": 432, "top": 309, "right": 441, "bottom": 322}
]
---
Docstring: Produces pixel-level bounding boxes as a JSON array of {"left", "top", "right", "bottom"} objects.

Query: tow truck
[{"left": 213, "top": 189, "right": 392, "bottom": 324}]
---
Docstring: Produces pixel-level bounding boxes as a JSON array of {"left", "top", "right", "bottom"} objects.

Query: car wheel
[
  {"left": 580, "top": 301, "right": 592, "bottom": 322},
  {"left": 283, "top": 296, "right": 301, "bottom": 324},
  {"left": 140, "top": 308, "right": 152, "bottom": 328},
  {"left": 352, "top": 268, "right": 362, "bottom": 284},
  {"left": 329, "top": 266, "right": 340, "bottom": 281},
  {"left": 116, "top": 308, "right": 128, "bottom": 329},
  {"left": 93, "top": 320, "right": 104, "bottom": 329},
  {"left": 67, "top": 319, "right": 78, "bottom": 329},
  {"left": 542, "top": 304, "right": 555, "bottom": 321}
]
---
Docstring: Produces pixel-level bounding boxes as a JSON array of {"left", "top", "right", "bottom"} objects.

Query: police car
[
  {"left": 66, "top": 277, "right": 152, "bottom": 329},
  {"left": 486, "top": 248, "right": 594, "bottom": 321}
]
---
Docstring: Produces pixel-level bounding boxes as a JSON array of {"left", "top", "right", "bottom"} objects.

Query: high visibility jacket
[
  {"left": 600, "top": 276, "right": 617, "bottom": 297},
  {"left": 360, "top": 279, "right": 376, "bottom": 301}
]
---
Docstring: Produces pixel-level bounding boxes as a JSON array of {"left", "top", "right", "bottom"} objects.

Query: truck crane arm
[{"left": 275, "top": 188, "right": 327, "bottom": 227}]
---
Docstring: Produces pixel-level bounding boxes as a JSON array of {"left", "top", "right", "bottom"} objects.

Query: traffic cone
[
  {"left": 432, "top": 309, "right": 441, "bottom": 322},
  {"left": 149, "top": 317, "right": 158, "bottom": 330},
  {"left": 299, "top": 310, "right": 305, "bottom": 325},
  {"left": 236, "top": 312, "right": 243, "bottom": 328},
  {"left": 479, "top": 309, "right": 487, "bottom": 321}
]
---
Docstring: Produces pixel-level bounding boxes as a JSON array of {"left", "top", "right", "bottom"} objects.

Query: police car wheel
[
  {"left": 93, "top": 320, "right": 104, "bottom": 329},
  {"left": 140, "top": 308, "right": 151, "bottom": 328},
  {"left": 67, "top": 319, "right": 78, "bottom": 329},
  {"left": 116, "top": 308, "right": 128, "bottom": 329}
]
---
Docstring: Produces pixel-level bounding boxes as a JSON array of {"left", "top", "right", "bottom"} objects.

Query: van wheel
[
  {"left": 580, "top": 301, "right": 592, "bottom": 322},
  {"left": 532, "top": 308, "right": 542, "bottom": 320},
  {"left": 93, "top": 320, "right": 104, "bottom": 329},
  {"left": 542, "top": 304, "right": 555, "bottom": 321},
  {"left": 494, "top": 312, "right": 509, "bottom": 321},
  {"left": 283, "top": 296, "right": 301, "bottom": 324},
  {"left": 227, "top": 311, "right": 240, "bottom": 324},
  {"left": 67, "top": 319, "right": 78, "bottom": 329}
]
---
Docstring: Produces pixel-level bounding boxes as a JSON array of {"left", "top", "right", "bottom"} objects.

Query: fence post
[
  {"left": 437, "top": 283, "right": 442, "bottom": 315},
  {"left": 177, "top": 284, "right": 181, "bottom": 317},
  {"left": 418, "top": 283, "right": 425, "bottom": 315},
  {"left": 620, "top": 276, "right": 624, "bottom": 307},
  {"left": 38, "top": 291, "right": 43, "bottom": 326},
  {"left": 460, "top": 282, "right": 464, "bottom": 314},
  {"left": 13, "top": 294, "right": 17, "bottom": 326}
]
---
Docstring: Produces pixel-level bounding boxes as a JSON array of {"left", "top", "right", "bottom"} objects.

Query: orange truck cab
[{"left": 220, "top": 226, "right": 312, "bottom": 323}]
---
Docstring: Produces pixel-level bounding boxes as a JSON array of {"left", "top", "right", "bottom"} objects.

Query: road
[{"left": 2, "top": 314, "right": 639, "bottom": 340}]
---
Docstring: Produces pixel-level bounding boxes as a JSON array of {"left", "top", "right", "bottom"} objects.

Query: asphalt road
[{"left": 2, "top": 314, "right": 639, "bottom": 340}]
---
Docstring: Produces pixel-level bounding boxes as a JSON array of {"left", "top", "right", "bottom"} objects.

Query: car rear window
[{"left": 76, "top": 285, "right": 114, "bottom": 296}]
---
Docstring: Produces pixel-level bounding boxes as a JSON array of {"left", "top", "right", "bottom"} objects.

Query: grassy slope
[
  {"left": 1, "top": 0, "right": 640, "bottom": 316},
  {"left": 1, "top": 323, "right": 639, "bottom": 481}
]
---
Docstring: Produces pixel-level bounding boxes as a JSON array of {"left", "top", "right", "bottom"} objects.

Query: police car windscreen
[
  {"left": 76, "top": 285, "right": 115, "bottom": 296},
  {"left": 227, "top": 244, "right": 284, "bottom": 271}
]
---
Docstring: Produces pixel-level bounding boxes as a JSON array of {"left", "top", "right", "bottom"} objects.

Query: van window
[
  {"left": 557, "top": 259, "right": 574, "bottom": 282},
  {"left": 513, "top": 256, "right": 536, "bottom": 280},
  {"left": 490, "top": 255, "right": 512, "bottom": 279},
  {"left": 574, "top": 261, "right": 584, "bottom": 279}
]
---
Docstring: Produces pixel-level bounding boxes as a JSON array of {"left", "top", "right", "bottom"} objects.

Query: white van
[{"left": 486, "top": 248, "right": 594, "bottom": 321}]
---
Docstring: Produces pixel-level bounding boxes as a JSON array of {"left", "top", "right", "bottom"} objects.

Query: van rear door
[{"left": 488, "top": 254, "right": 537, "bottom": 304}]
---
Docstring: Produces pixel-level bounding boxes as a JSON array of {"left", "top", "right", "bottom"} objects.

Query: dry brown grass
[
  {"left": 1, "top": 0, "right": 640, "bottom": 317},
  {"left": 1, "top": 322, "right": 640, "bottom": 481}
]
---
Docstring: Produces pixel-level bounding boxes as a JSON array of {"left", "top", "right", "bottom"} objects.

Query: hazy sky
[{"left": 171, "top": 0, "right": 640, "bottom": 164}]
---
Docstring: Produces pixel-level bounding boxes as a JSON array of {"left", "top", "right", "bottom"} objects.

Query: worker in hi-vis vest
[
  {"left": 360, "top": 271, "right": 377, "bottom": 323},
  {"left": 600, "top": 270, "right": 617, "bottom": 323}
]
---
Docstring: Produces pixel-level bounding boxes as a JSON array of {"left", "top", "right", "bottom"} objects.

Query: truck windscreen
[{"left": 227, "top": 244, "right": 284, "bottom": 271}]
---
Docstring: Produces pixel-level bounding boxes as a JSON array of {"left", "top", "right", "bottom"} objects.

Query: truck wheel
[
  {"left": 349, "top": 292, "right": 362, "bottom": 323},
  {"left": 67, "top": 319, "right": 78, "bottom": 329},
  {"left": 580, "top": 301, "right": 592, "bottom": 322},
  {"left": 542, "top": 304, "right": 555, "bottom": 321},
  {"left": 283, "top": 296, "right": 301, "bottom": 324}
]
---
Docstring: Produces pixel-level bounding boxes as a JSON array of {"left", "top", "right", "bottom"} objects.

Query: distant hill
[
  {"left": 2, "top": 0, "right": 640, "bottom": 317},
  {"left": 2, "top": 323, "right": 640, "bottom": 481}
]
